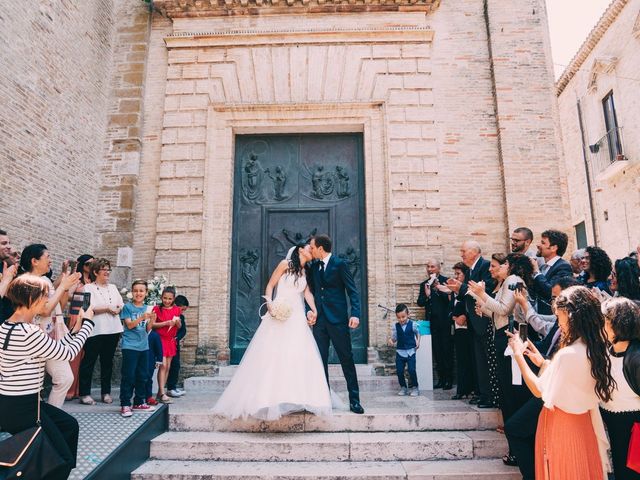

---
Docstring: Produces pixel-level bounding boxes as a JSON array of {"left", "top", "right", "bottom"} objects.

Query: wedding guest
[
  {"left": 446, "top": 241, "right": 496, "bottom": 408},
  {"left": 611, "top": 257, "right": 640, "bottom": 301},
  {"left": 471, "top": 253, "right": 534, "bottom": 419},
  {"left": 65, "top": 254, "right": 94, "bottom": 401},
  {"left": 417, "top": 259, "right": 452, "bottom": 389},
  {"left": 509, "top": 286, "right": 614, "bottom": 480},
  {"left": 0, "top": 274, "right": 94, "bottom": 480},
  {"left": 448, "top": 262, "right": 475, "bottom": 400},
  {"left": 388, "top": 303, "right": 420, "bottom": 396},
  {"left": 152, "top": 286, "right": 181, "bottom": 404},
  {"left": 79, "top": 258, "right": 124, "bottom": 405},
  {"left": 600, "top": 297, "right": 640, "bottom": 480},
  {"left": 119, "top": 280, "right": 156, "bottom": 417},
  {"left": 19, "top": 244, "right": 81, "bottom": 408},
  {"left": 570, "top": 248, "right": 586, "bottom": 277},
  {"left": 6, "top": 246, "right": 20, "bottom": 267},
  {"left": 580, "top": 246, "right": 613, "bottom": 294},
  {"left": 530, "top": 230, "right": 572, "bottom": 315},
  {"left": 510, "top": 227, "right": 542, "bottom": 267},
  {"left": 167, "top": 294, "right": 189, "bottom": 398},
  {"left": 0, "top": 229, "right": 11, "bottom": 273}
]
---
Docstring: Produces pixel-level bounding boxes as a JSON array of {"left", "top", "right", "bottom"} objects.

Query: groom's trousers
[{"left": 313, "top": 317, "right": 360, "bottom": 403}]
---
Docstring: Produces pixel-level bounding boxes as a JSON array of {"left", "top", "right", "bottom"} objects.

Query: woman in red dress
[{"left": 152, "top": 287, "right": 181, "bottom": 404}]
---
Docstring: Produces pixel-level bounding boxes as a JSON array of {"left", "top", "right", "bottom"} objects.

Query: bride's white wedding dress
[{"left": 212, "top": 272, "right": 333, "bottom": 420}]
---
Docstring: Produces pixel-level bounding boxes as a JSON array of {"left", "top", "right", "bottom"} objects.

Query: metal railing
[{"left": 589, "top": 127, "right": 627, "bottom": 175}]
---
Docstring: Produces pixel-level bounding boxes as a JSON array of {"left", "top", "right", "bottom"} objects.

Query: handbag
[
  {"left": 0, "top": 324, "right": 66, "bottom": 479},
  {"left": 628, "top": 421, "right": 640, "bottom": 473}
]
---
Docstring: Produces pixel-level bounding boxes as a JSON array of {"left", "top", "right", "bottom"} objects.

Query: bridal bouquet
[{"left": 262, "top": 296, "right": 292, "bottom": 322}]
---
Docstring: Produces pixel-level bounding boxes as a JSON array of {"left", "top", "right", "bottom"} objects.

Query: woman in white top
[
  {"left": 19, "top": 244, "right": 81, "bottom": 407},
  {"left": 78, "top": 258, "right": 124, "bottom": 405},
  {"left": 600, "top": 297, "right": 640, "bottom": 480},
  {"left": 509, "top": 286, "right": 615, "bottom": 480}
]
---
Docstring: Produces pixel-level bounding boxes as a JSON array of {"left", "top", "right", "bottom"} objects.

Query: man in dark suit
[
  {"left": 447, "top": 241, "right": 495, "bottom": 407},
  {"left": 530, "top": 230, "right": 573, "bottom": 315},
  {"left": 417, "top": 259, "right": 452, "bottom": 389},
  {"left": 307, "top": 234, "right": 364, "bottom": 414}
]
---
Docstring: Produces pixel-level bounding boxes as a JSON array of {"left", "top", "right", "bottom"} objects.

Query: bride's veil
[{"left": 285, "top": 245, "right": 296, "bottom": 260}]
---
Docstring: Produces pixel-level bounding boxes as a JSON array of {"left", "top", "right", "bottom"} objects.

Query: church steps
[
  {"left": 168, "top": 409, "right": 501, "bottom": 433},
  {"left": 132, "top": 459, "right": 521, "bottom": 480},
  {"left": 149, "top": 430, "right": 507, "bottom": 462}
]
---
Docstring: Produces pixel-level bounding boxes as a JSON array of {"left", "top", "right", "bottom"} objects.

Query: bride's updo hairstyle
[{"left": 287, "top": 242, "right": 307, "bottom": 279}]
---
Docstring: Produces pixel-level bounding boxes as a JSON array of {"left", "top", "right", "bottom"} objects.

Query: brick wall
[{"left": 0, "top": 1, "right": 117, "bottom": 265}]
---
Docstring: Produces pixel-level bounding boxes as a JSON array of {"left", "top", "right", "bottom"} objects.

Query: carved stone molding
[
  {"left": 154, "top": 0, "right": 440, "bottom": 17},
  {"left": 164, "top": 26, "right": 434, "bottom": 48}
]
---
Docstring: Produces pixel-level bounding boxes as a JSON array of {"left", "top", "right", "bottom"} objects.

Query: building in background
[
  {"left": 557, "top": 0, "right": 640, "bottom": 259},
  {"left": 0, "top": 0, "right": 568, "bottom": 374}
]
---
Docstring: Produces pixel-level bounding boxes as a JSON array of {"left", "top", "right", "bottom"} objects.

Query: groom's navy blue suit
[{"left": 308, "top": 254, "right": 361, "bottom": 404}]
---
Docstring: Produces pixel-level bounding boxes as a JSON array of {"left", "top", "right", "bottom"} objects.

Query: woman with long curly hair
[
  {"left": 611, "top": 256, "right": 640, "bottom": 301},
  {"left": 213, "top": 242, "right": 333, "bottom": 420},
  {"left": 508, "top": 286, "right": 614, "bottom": 479},
  {"left": 580, "top": 246, "right": 613, "bottom": 294}
]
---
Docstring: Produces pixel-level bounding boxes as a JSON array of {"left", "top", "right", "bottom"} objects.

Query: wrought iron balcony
[{"left": 588, "top": 127, "right": 628, "bottom": 179}]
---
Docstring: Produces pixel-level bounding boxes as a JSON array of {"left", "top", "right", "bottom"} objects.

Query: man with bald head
[{"left": 447, "top": 240, "right": 495, "bottom": 407}]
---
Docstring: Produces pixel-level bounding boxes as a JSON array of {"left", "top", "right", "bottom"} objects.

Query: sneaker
[
  {"left": 397, "top": 387, "right": 409, "bottom": 396},
  {"left": 132, "top": 403, "right": 156, "bottom": 412},
  {"left": 167, "top": 389, "right": 184, "bottom": 398},
  {"left": 120, "top": 406, "right": 133, "bottom": 418},
  {"left": 146, "top": 397, "right": 159, "bottom": 406},
  {"left": 410, "top": 388, "right": 420, "bottom": 397},
  {"left": 175, "top": 388, "right": 186, "bottom": 396}
]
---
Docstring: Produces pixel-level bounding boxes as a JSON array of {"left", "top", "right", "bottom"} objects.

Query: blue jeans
[
  {"left": 395, "top": 353, "right": 418, "bottom": 388},
  {"left": 146, "top": 331, "right": 163, "bottom": 399},
  {"left": 120, "top": 349, "right": 148, "bottom": 407}
]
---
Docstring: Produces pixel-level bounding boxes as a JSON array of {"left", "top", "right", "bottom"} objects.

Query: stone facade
[
  {"left": 1, "top": 0, "right": 568, "bottom": 376},
  {"left": 557, "top": 0, "right": 640, "bottom": 260}
]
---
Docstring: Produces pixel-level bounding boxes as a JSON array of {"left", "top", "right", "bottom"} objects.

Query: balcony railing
[{"left": 588, "top": 127, "right": 627, "bottom": 177}]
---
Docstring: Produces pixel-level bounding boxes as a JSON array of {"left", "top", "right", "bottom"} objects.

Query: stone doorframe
[{"left": 199, "top": 103, "right": 394, "bottom": 362}]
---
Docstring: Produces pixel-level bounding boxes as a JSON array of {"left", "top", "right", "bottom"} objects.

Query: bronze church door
[{"left": 230, "top": 134, "right": 368, "bottom": 364}]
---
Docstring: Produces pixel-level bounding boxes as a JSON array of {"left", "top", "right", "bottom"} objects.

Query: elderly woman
[
  {"left": 600, "top": 297, "right": 640, "bottom": 480},
  {"left": 0, "top": 274, "right": 94, "bottom": 480},
  {"left": 78, "top": 258, "right": 124, "bottom": 405}
]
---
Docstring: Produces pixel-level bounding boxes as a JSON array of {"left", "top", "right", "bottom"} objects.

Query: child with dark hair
[
  {"left": 152, "top": 286, "right": 181, "bottom": 403},
  {"left": 167, "top": 295, "right": 189, "bottom": 397},
  {"left": 388, "top": 303, "right": 420, "bottom": 396}
]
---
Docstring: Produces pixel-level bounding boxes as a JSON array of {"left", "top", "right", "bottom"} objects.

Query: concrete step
[
  {"left": 150, "top": 430, "right": 507, "bottom": 462},
  {"left": 216, "top": 364, "right": 375, "bottom": 377},
  {"left": 132, "top": 459, "right": 521, "bottom": 479},
  {"left": 185, "top": 375, "right": 400, "bottom": 392},
  {"left": 169, "top": 408, "right": 501, "bottom": 433}
]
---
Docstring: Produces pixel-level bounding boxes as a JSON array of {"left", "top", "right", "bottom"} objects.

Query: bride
[{"left": 212, "top": 243, "right": 333, "bottom": 420}]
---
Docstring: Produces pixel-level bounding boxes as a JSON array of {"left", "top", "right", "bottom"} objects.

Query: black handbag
[{"left": 0, "top": 324, "right": 66, "bottom": 479}]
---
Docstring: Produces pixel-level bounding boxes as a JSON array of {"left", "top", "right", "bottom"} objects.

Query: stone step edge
[
  {"left": 167, "top": 409, "right": 501, "bottom": 432},
  {"left": 132, "top": 459, "right": 521, "bottom": 479},
  {"left": 149, "top": 430, "right": 506, "bottom": 461}
]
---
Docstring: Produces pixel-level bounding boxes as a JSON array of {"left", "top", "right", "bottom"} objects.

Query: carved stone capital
[{"left": 153, "top": 0, "right": 440, "bottom": 17}]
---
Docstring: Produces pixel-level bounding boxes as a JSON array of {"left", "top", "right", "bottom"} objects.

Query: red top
[{"left": 152, "top": 305, "right": 181, "bottom": 339}]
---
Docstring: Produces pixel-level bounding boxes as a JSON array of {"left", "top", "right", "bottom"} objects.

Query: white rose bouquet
[{"left": 261, "top": 296, "right": 292, "bottom": 322}]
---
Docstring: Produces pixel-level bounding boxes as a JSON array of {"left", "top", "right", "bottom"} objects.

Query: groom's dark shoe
[{"left": 349, "top": 400, "right": 364, "bottom": 414}]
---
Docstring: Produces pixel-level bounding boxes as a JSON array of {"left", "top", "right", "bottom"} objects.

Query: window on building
[
  {"left": 575, "top": 221, "right": 588, "bottom": 249},
  {"left": 602, "top": 91, "right": 622, "bottom": 162}
]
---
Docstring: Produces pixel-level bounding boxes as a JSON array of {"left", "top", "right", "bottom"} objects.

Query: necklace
[{"left": 95, "top": 283, "right": 114, "bottom": 306}]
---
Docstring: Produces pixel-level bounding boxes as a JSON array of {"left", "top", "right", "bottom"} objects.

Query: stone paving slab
[{"left": 132, "top": 459, "right": 521, "bottom": 480}]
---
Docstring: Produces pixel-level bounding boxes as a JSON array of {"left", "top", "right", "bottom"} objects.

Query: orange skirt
[{"left": 535, "top": 406, "right": 603, "bottom": 480}]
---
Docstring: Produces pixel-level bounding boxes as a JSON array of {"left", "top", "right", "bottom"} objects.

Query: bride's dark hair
[{"left": 287, "top": 242, "right": 307, "bottom": 278}]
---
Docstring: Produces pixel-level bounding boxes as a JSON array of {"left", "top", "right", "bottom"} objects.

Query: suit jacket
[
  {"left": 458, "top": 257, "right": 495, "bottom": 335},
  {"left": 531, "top": 257, "right": 573, "bottom": 315},
  {"left": 417, "top": 274, "right": 450, "bottom": 324},
  {"left": 308, "top": 255, "right": 360, "bottom": 325}
]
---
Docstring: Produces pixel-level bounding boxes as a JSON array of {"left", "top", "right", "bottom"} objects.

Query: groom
[{"left": 307, "top": 234, "right": 364, "bottom": 414}]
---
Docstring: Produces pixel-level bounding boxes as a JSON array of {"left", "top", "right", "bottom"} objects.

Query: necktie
[
  {"left": 319, "top": 261, "right": 325, "bottom": 278},
  {"left": 541, "top": 263, "right": 550, "bottom": 275}
]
